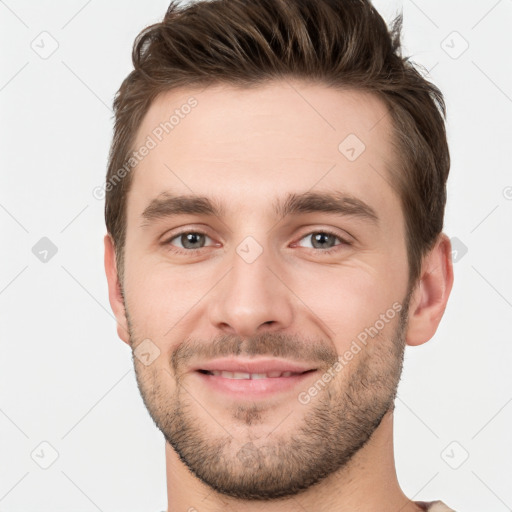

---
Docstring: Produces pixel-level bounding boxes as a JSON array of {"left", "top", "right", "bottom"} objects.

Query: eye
[
  {"left": 293, "top": 230, "right": 351, "bottom": 254},
  {"left": 162, "top": 229, "right": 351, "bottom": 256},
  {"left": 164, "top": 230, "right": 216, "bottom": 254}
]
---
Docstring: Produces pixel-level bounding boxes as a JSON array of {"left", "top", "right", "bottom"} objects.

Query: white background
[{"left": 1, "top": 1, "right": 511, "bottom": 511}]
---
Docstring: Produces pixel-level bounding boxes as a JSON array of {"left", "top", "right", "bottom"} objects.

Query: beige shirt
[{"left": 415, "top": 500, "right": 455, "bottom": 511}]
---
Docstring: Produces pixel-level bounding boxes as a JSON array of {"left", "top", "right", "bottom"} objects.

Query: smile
[{"left": 198, "top": 370, "right": 311, "bottom": 379}]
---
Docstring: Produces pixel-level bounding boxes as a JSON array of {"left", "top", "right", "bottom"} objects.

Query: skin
[{"left": 105, "top": 80, "right": 454, "bottom": 512}]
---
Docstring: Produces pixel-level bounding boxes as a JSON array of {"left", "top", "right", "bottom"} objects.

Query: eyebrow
[{"left": 140, "top": 190, "right": 379, "bottom": 227}]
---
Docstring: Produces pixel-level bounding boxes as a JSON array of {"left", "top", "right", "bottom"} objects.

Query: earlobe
[
  {"left": 104, "top": 234, "right": 130, "bottom": 345},
  {"left": 405, "top": 233, "right": 454, "bottom": 347}
]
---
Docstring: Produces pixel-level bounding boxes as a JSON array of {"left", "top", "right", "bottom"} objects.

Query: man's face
[{"left": 120, "top": 81, "right": 413, "bottom": 499}]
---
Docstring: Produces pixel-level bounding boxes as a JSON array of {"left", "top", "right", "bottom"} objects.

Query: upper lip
[{"left": 193, "top": 357, "right": 317, "bottom": 374}]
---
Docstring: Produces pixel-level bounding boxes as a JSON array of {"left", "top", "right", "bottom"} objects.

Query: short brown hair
[{"left": 105, "top": 0, "right": 450, "bottom": 289}]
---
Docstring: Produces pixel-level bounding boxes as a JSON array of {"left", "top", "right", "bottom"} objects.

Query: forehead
[{"left": 128, "top": 80, "right": 400, "bottom": 223}]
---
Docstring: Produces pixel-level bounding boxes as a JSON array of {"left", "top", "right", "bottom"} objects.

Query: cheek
[
  {"left": 122, "top": 239, "right": 408, "bottom": 351},
  {"left": 289, "top": 261, "right": 403, "bottom": 345},
  {"left": 123, "top": 259, "right": 212, "bottom": 336}
]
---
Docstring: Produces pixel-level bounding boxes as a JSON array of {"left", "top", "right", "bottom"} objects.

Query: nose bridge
[{"left": 208, "top": 232, "right": 294, "bottom": 337}]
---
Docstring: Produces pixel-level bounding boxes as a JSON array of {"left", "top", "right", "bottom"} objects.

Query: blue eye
[
  {"left": 165, "top": 231, "right": 214, "bottom": 253},
  {"left": 294, "top": 230, "right": 351, "bottom": 254},
  {"left": 163, "top": 229, "right": 351, "bottom": 255}
]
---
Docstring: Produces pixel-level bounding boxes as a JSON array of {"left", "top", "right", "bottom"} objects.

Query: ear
[
  {"left": 405, "top": 233, "right": 454, "bottom": 346},
  {"left": 104, "top": 234, "right": 130, "bottom": 345}
]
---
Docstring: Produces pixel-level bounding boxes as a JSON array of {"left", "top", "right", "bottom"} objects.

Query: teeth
[
  {"left": 208, "top": 370, "right": 300, "bottom": 379},
  {"left": 232, "top": 372, "right": 251, "bottom": 379}
]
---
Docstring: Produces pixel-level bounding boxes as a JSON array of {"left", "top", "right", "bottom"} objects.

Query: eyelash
[{"left": 162, "top": 229, "right": 351, "bottom": 256}]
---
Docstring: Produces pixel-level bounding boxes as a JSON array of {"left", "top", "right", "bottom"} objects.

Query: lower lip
[{"left": 194, "top": 370, "right": 317, "bottom": 399}]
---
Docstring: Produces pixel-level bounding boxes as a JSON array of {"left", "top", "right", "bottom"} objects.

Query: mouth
[
  {"left": 197, "top": 369, "right": 316, "bottom": 379},
  {"left": 192, "top": 358, "right": 319, "bottom": 398}
]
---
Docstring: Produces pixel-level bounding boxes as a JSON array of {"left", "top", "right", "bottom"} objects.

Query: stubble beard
[{"left": 129, "top": 295, "right": 410, "bottom": 500}]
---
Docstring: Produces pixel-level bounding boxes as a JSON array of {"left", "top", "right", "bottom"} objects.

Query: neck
[{"left": 164, "top": 411, "right": 421, "bottom": 512}]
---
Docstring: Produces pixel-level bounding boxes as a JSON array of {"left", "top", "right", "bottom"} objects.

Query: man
[{"left": 104, "top": 0, "right": 455, "bottom": 510}]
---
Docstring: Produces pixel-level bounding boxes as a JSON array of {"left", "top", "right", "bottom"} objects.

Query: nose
[{"left": 207, "top": 243, "right": 295, "bottom": 338}]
